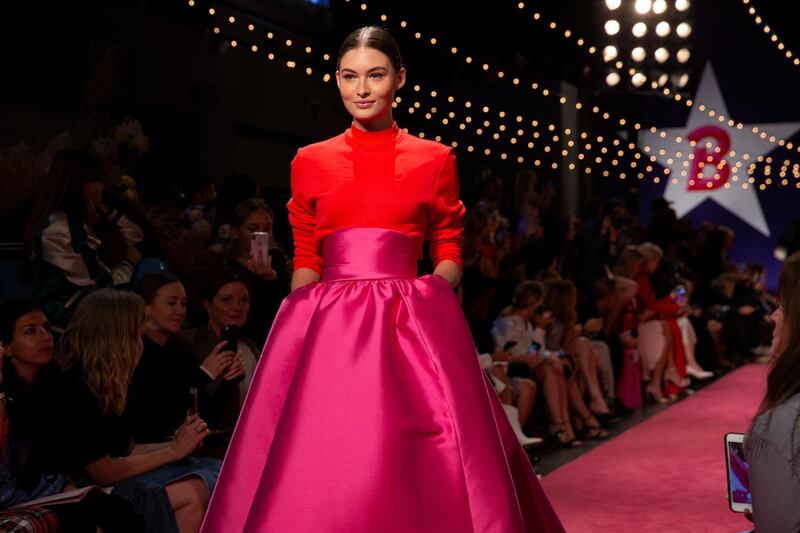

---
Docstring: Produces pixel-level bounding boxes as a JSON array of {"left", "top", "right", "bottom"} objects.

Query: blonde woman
[{"left": 56, "top": 289, "right": 221, "bottom": 533}]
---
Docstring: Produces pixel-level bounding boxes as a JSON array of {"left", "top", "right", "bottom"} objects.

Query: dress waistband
[{"left": 321, "top": 228, "right": 419, "bottom": 281}]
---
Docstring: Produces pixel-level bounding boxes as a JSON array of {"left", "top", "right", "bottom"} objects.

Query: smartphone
[
  {"left": 250, "top": 232, "right": 270, "bottom": 264},
  {"left": 220, "top": 325, "right": 239, "bottom": 354},
  {"left": 529, "top": 340, "right": 542, "bottom": 356},
  {"left": 503, "top": 340, "right": 518, "bottom": 352},
  {"left": 724, "top": 433, "right": 752, "bottom": 513},
  {"left": 671, "top": 285, "right": 688, "bottom": 305}
]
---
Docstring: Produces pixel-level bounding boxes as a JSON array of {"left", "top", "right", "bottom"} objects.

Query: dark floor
[{"left": 530, "top": 369, "right": 732, "bottom": 476}]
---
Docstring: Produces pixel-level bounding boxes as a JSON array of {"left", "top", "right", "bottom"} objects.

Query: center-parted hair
[
  {"left": 58, "top": 289, "right": 145, "bottom": 416},
  {"left": 337, "top": 26, "right": 403, "bottom": 72}
]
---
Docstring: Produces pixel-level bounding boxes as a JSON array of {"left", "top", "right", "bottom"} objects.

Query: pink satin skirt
[{"left": 201, "top": 228, "right": 564, "bottom": 532}]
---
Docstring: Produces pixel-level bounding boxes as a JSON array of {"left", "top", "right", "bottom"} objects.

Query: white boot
[{"left": 502, "top": 404, "right": 543, "bottom": 448}]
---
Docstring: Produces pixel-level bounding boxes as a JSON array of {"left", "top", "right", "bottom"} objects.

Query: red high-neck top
[{"left": 287, "top": 123, "right": 466, "bottom": 275}]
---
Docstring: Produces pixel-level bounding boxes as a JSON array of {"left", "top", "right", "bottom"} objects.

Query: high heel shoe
[
  {"left": 664, "top": 367, "right": 690, "bottom": 388},
  {"left": 579, "top": 415, "right": 609, "bottom": 440},
  {"left": 685, "top": 365, "right": 714, "bottom": 380},
  {"left": 549, "top": 424, "right": 583, "bottom": 448},
  {"left": 645, "top": 384, "right": 669, "bottom": 404}
]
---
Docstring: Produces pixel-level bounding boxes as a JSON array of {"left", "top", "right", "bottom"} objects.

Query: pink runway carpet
[{"left": 542, "top": 364, "right": 768, "bottom": 532}]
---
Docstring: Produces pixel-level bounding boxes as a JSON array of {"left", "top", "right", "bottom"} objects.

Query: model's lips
[{"left": 353, "top": 100, "right": 375, "bottom": 108}]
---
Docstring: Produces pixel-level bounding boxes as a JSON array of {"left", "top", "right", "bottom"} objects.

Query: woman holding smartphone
[
  {"left": 223, "top": 199, "right": 291, "bottom": 346},
  {"left": 745, "top": 251, "right": 800, "bottom": 531},
  {"left": 128, "top": 273, "right": 242, "bottom": 444}
]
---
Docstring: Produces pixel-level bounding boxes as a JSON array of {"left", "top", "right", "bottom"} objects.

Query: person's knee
[{"left": 519, "top": 379, "right": 536, "bottom": 394}]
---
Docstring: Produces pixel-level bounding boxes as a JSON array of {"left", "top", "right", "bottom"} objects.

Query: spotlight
[
  {"left": 677, "top": 48, "right": 690, "bottom": 63},
  {"left": 676, "top": 22, "right": 692, "bottom": 37},
  {"left": 606, "top": 0, "right": 622, "bottom": 9},
  {"left": 652, "top": 0, "right": 668, "bottom": 14},
  {"left": 635, "top": 0, "right": 652, "bottom": 14},
  {"left": 652, "top": 71, "right": 669, "bottom": 86},
  {"left": 632, "top": 22, "right": 647, "bottom": 37},
  {"left": 603, "top": 45, "right": 619, "bottom": 62},
  {"left": 606, "top": 71, "right": 621, "bottom": 86},
  {"left": 656, "top": 21, "right": 671, "bottom": 36},
  {"left": 655, "top": 47, "right": 669, "bottom": 62},
  {"left": 631, "top": 47, "right": 646, "bottom": 61},
  {"left": 675, "top": 0, "right": 690, "bottom": 12},
  {"left": 605, "top": 20, "right": 620, "bottom": 35},
  {"left": 632, "top": 72, "right": 647, "bottom": 87}
]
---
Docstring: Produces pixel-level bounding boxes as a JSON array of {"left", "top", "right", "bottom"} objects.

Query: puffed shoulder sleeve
[
  {"left": 426, "top": 148, "right": 466, "bottom": 270},
  {"left": 286, "top": 149, "right": 323, "bottom": 275}
]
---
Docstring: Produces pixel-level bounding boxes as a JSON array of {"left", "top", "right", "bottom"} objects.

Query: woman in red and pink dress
[{"left": 201, "top": 27, "right": 563, "bottom": 532}]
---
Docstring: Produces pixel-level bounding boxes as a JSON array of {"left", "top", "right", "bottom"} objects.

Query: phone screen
[{"left": 727, "top": 439, "right": 751, "bottom": 507}]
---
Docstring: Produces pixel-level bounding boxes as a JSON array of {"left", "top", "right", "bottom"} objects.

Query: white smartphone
[
  {"left": 724, "top": 432, "right": 752, "bottom": 513},
  {"left": 250, "top": 232, "right": 270, "bottom": 264}
]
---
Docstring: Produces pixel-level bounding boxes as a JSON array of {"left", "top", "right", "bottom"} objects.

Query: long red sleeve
[
  {"left": 287, "top": 149, "right": 323, "bottom": 274},
  {"left": 426, "top": 149, "right": 465, "bottom": 269},
  {"left": 286, "top": 123, "right": 465, "bottom": 275}
]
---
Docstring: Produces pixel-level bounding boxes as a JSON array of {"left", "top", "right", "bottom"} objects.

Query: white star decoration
[{"left": 639, "top": 63, "right": 800, "bottom": 237}]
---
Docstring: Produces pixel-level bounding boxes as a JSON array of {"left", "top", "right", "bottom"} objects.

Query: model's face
[
  {"left": 146, "top": 282, "right": 187, "bottom": 335},
  {"left": 232, "top": 210, "right": 273, "bottom": 254},
  {"left": 336, "top": 47, "right": 405, "bottom": 130}
]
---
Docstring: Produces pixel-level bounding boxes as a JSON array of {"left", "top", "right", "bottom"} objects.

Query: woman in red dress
[{"left": 200, "top": 27, "right": 563, "bottom": 532}]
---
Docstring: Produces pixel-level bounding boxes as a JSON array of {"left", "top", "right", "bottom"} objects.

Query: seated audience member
[
  {"left": 129, "top": 273, "right": 242, "bottom": 444},
  {"left": 671, "top": 278, "right": 713, "bottom": 380},
  {"left": 55, "top": 289, "right": 220, "bottom": 533},
  {"left": 23, "top": 149, "right": 144, "bottom": 330},
  {"left": 745, "top": 252, "right": 800, "bottom": 531},
  {"left": 454, "top": 285, "right": 540, "bottom": 448},
  {"left": 0, "top": 301, "right": 143, "bottom": 533},
  {"left": 222, "top": 199, "right": 291, "bottom": 346},
  {"left": 633, "top": 243, "right": 687, "bottom": 403},
  {"left": 492, "top": 281, "right": 584, "bottom": 447},
  {"left": 543, "top": 280, "right": 611, "bottom": 417},
  {"left": 180, "top": 270, "right": 258, "bottom": 443}
]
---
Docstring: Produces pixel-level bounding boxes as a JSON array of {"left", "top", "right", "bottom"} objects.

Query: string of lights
[
  {"left": 191, "top": 0, "right": 796, "bottom": 189},
  {"left": 198, "top": 0, "right": 671, "bottom": 179},
  {"left": 346, "top": 1, "right": 787, "bottom": 189},
  {"left": 741, "top": 0, "right": 800, "bottom": 69},
  {"left": 516, "top": 1, "right": 800, "bottom": 160}
]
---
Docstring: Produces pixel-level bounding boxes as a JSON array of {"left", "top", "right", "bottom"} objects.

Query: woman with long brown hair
[
  {"left": 543, "top": 280, "right": 610, "bottom": 439},
  {"left": 56, "top": 289, "right": 220, "bottom": 533},
  {"left": 745, "top": 252, "right": 800, "bottom": 531}
]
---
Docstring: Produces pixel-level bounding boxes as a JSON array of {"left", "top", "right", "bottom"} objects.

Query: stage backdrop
[{"left": 637, "top": 62, "right": 800, "bottom": 289}]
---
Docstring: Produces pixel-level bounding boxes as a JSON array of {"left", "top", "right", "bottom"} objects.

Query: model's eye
[{"left": 369, "top": 73, "right": 384, "bottom": 79}]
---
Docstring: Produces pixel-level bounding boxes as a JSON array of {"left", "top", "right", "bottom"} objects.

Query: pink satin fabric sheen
[{"left": 201, "top": 228, "right": 564, "bottom": 532}]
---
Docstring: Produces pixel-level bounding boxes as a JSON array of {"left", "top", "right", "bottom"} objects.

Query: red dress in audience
[
  {"left": 201, "top": 123, "right": 564, "bottom": 532},
  {"left": 634, "top": 273, "right": 688, "bottom": 395}
]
